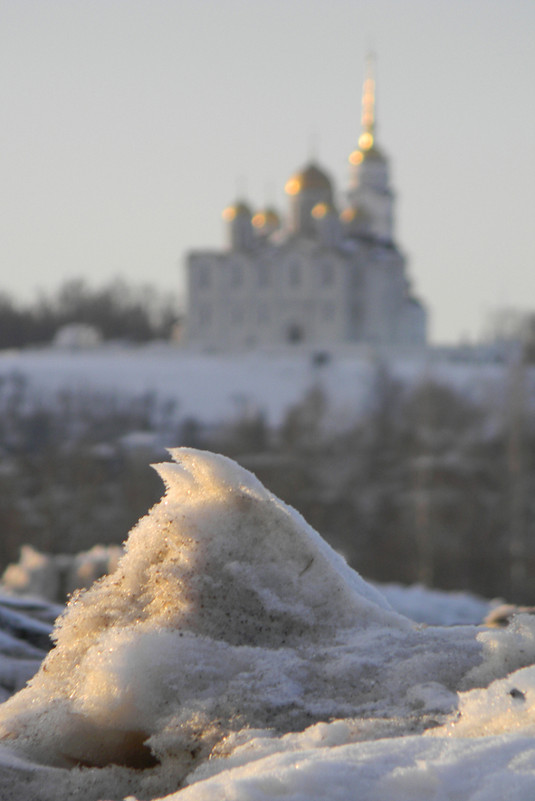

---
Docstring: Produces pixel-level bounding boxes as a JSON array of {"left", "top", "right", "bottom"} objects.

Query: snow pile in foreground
[{"left": 0, "top": 449, "right": 534, "bottom": 801}]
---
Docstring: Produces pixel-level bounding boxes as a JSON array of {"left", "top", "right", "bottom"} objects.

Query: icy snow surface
[{"left": 0, "top": 449, "right": 534, "bottom": 800}]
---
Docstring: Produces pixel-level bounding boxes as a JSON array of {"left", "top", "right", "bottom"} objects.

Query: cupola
[
  {"left": 222, "top": 200, "right": 253, "bottom": 250},
  {"left": 252, "top": 207, "right": 281, "bottom": 237},
  {"left": 285, "top": 162, "right": 334, "bottom": 237}
]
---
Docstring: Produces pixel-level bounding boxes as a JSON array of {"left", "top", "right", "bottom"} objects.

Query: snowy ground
[
  {"left": 0, "top": 343, "right": 522, "bottom": 430},
  {"left": 0, "top": 449, "right": 533, "bottom": 800}
]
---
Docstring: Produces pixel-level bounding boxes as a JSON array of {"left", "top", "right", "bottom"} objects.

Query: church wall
[
  {"left": 404, "top": 300, "right": 428, "bottom": 345},
  {"left": 187, "top": 237, "right": 426, "bottom": 351}
]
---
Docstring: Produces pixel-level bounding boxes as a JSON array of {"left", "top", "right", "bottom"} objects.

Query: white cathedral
[{"left": 185, "top": 60, "right": 427, "bottom": 351}]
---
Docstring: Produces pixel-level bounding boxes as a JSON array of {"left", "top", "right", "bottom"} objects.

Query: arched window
[
  {"left": 198, "top": 302, "right": 212, "bottom": 326},
  {"left": 197, "top": 264, "right": 211, "bottom": 289},
  {"left": 287, "top": 323, "right": 304, "bottom": 343},
  {"left": 258, "top": 303, "right": 269, "bottom": 324},
  {"left": 323, "top": 301, "right": 335, "bottom": 321},
  {"left": 289, "top": 261, "right": 301, "bottom": 287},
  {"left": 230, "top": 264, "right": 242, "bottom": 287},
  {"left": 257, "top": 263, "right": 271, "bottom": 287},
  {"left": 321, "top": 261, "right": 334, "bottom": 286}
]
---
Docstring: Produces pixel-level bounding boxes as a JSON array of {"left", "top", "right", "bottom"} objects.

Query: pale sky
[{"left": 1, "top": 0, "right": 534, "bottom": 343}]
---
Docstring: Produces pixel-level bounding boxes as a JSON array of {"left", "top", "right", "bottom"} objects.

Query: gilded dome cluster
[{"left": 221, "top": 57, "right": 390, "bottom": 241}]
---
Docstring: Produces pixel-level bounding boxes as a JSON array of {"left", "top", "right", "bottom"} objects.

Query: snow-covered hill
[{"left": 0, "top": 344, "right": 525, "bottom": 430}]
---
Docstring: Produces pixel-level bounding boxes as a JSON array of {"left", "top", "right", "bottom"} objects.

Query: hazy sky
[{"left": 1, "top": 0, "right": 534, "bottom": 343}]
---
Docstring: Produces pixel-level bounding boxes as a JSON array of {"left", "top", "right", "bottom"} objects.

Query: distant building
[
  {"left": 186, "top": 57, "right": 427, "bottom": 351},
  {"left": 53, "top": 323, "right": 102, "bottom": 350}
]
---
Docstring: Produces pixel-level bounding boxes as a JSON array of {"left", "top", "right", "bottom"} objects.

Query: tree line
[
  {"left": 0, "top": 364, "right": 534, "bottom": 605},
  {"left": 0, "top": 278, "right": 181, "bottom": 348}
]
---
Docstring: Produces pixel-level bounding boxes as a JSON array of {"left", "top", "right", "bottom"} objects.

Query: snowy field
[
  {"left": 0, "top": 449, "right": 534, "bottom": 800},
  {"left": 0, "top": 343, "right": 522, "bottom": 430}
]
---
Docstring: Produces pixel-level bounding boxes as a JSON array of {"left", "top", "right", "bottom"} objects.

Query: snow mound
[
  {"left": 0, "top": 449, "right": 534, "bottom": 800},
  {"left": 375, "top": 581, "right": 499, "bottom": 625},
  {"left": 1, "top": 544, "right": 122, "bottom": 603}
]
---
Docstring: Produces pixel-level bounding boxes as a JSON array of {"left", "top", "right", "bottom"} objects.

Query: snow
[
  {"left": 375, "top": 581, "right": 499, "bottom": 625},
  {"left": 437, "top": 661, "right": 535, "bottom": 738},
  {"left": 0, "top": 343, "right": 527, "bottom": 430},
  {"left": 0, "top": 448, "right": 534, "bottom": 800},
  {"left": 176, "top": 730, "right": 535, "bottom": 801},
  {"left": 1, "top": 544, "right": 122, "bottom": 603}
]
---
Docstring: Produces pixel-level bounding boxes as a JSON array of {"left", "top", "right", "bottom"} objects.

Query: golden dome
[
  {"left": 340, "top": 207, "right": 357, "bottom": 223},
  {"left": 358, "top": 131, "right": 374, "bottom": 151},
  {"left": 348, "top": 149, "right": 364, "bottom": 166},
  {"left": 222, "top": 201, "right": 252, "bottom": 222},
  {"left": 340, "top": 205, "right": 371, "bottom": 224},
  {"left": 348, "top": 144, "right": 386, "bottom": 166},
  {"left": 252, "top": 207, "right": 281, "bottom": 229},
  {"left": 285, "top": 162, "right": 332, "bottom": 196},
  {"left": 362, "top": 144, "right": 385, "bottom": 161},
  {"left": 311, "top": 201, "right": 336, "bottom": 220}
]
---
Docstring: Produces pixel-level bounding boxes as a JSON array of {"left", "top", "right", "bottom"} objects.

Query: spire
[
  {"left": 348, "top": 53, "right": 379, "bottom": 166},
  {"left": 358, "top": 52, "right": 376, "bottom": 151},
  {"left": 346, "top": 53, "right": 393, "bottom": 241}
]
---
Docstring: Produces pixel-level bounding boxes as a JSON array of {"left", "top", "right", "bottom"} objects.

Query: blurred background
[{"left": 0, "top": 0, "right": 534, "bottom": 606}]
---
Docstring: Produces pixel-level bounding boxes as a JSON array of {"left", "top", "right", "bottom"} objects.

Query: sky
[{"left": 0, "top": 0, "right": 534, "bottom": 344}]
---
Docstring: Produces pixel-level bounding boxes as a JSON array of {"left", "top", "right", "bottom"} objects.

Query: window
[
  {"left": 351, "top": 266, "right": 362, "bottom": 288},
  {"left": 321, "top": 261, "right": 334, "bottom": 286},
  {"left": 198, "top": 303, "right": 212, "bottom": 326},
  {"left": 258, "top": 303, "right": 269, "bottom": 324},
  {"left": 231, "top": 305, "right": 244, "bottom": 324},
  {"left": 197, "top": 264, "right": 211, "bottom": 289},
  {"left": 323, "top": 301, "right": 335, "bottom": 321},
  {"left": 289, "top": 261, "right": 301, "bottom": 287},
  {"left": 287, "top": 323, "right": 304, "bottom": 343},
  {"left": 258, "top": 264, "right": 271, "bottom": 287},
  {"left": 230, "top": 264, "right": 242, "bottom": 287}
]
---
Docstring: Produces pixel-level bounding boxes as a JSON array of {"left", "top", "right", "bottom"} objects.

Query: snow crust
[{"left": 0, "top": 448, "right": 534, "bottom": 800}]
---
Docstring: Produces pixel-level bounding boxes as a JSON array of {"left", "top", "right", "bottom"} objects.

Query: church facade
[{"left": 185, "top": 61, "right": 427, "bottom": 351}]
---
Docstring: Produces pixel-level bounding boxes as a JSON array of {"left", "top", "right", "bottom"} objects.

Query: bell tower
[{"left": 346, "top": 54, "right": 394, "bottom": 243}]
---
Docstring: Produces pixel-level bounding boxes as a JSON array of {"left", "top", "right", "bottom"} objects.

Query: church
[{"left": 185, "top": 59, "right": 427, "bottom": 351}]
